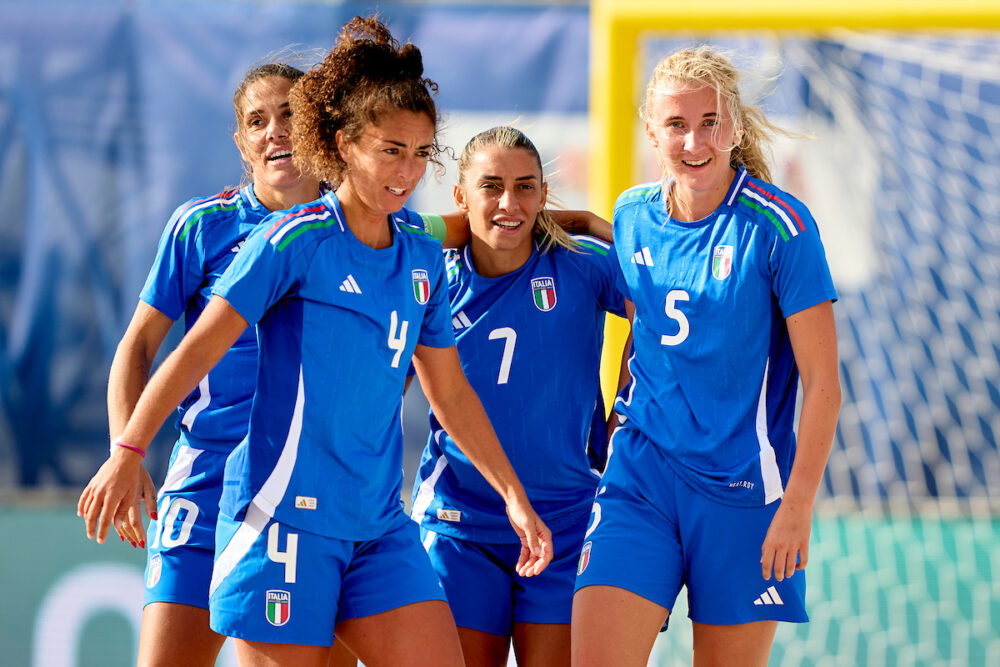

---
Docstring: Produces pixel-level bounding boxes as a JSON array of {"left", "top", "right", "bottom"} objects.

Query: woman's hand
[
  {"left": 78, "top": 447, "right": 145, "bottom": 544},
  {"left": 506, "top": 494, "right": 553, "bottom": 577}
]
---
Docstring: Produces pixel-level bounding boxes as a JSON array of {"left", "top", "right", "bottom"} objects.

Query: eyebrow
[
  {"left": 480, "top": 174, "right": 538, "bottom": 181},
  {"left": 384, "top": 139, "right": 434, "bottom": 150},
  {"left": 244, "top": 102, "right": 290, "bottom": 118},
  {"left": 666, "top": 111, "right": 718, "bottom": 122}
]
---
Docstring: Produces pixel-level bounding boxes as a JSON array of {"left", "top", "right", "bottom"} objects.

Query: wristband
[{"left": 112, "top": 440, "right": 146, "bottom": 458}]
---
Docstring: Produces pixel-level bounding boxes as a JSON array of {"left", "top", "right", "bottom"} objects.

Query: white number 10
[{"left": 660, "top": 290, "right": 690, "bottom": 346}]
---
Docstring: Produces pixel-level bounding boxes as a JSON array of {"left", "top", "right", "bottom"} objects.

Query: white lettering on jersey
[
  {"left": 267, "top": 523, "right": 298, "bottom": 584},
  {"left": 487, "top": 327, "right": 517, "bottom": 385},
  {"left": 388, "top": 310, "right": 409, "bottom": 368},
  {"left": 660, "top": 290, "right": 690, "bottom": 346}
]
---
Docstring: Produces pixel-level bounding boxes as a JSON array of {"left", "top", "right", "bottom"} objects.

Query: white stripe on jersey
[
  {"left": 726, "top": 169, "right": 749, "bottom": 207},
  {"left": 181, "top": 375, "right": 211, "bottom": 430},
  {"left": 209, "top": 500, "right": 270, "bottom": 597},
  {"left": 740, "top": 187, "right": 799, "bottom": 238},
  {"left": 209, "top": 365, "right": 306, "bottom": 597},
  {"left": 157, "top": 444, "right": 202, "bottom": 501},
  {"left": 410, "top": 438, "right": 450, "bottom": 525},
  {"left": 269, "top": 210, "right": 334, "bottom": 247},
  {"left": 614, "top": 347, "right": 638, "bottom": 416},
  {"left": 568, "top": 234, "right": 612, "bottom": 251},
  {"left": 170, "top": 191, "right": 241, "bottom": 238},
  {"left": 755, "top": 359, "right": 784, "bottom": 504}
]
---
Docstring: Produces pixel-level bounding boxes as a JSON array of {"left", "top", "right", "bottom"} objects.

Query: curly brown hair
[{"left": 289, "top": 15, "right": 441, "bottom": 183}]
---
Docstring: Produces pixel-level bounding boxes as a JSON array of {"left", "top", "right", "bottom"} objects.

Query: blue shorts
[
  {"left": 421, "top": 516, "right": 587, "bottom": 636},
  {"left": 209, "top": 508, "right": 447, "bottom": 646},
  {"left": 574, "top": 426, "right": 808, "bottom": 626},
  {"left": 144, "top": 440, "right": 229, "bottom": 609}
]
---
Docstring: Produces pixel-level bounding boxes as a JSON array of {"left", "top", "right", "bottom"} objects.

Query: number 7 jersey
[{"left": 612, "top": 167, "right": 837, "bottom": 507}]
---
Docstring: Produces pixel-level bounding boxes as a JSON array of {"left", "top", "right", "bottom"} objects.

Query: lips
[
  {"left": 266, "top": 150, "right": 292, "bottom": 162},
  {"left": 682, "top": 158, "right": 710, "bottom": 167},
  {"left": 387, "top": 186, "right": 406, "bottom": 196},
  {"left": 492, "top": 218, "right": 523, "bottom": 230}
]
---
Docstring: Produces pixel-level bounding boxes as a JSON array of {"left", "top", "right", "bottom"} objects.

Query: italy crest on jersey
[
  {"left": 266, "top": 590, "right": 290, "bottom": 626},
  {"left": 712, "top": 245, "right": 734, "bottom": 280},
  {"left": 531, "top": 277, "right": 557, "bottom": 311},
  {"left": 412, "top": 269, "right": 430, "bottom": 305}
]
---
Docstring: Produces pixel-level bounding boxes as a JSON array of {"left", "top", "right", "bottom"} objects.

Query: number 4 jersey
[
  {"left": 213, "top": 191, "right": 455, "bottom": 541},
  {"left": 613, "top": 167, "right": 837, "bottom": 507}
]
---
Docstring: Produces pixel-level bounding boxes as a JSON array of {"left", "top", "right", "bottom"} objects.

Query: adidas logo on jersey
[
  {"left": 230, "top": 239, "right": 246, "bottom": 253},
  {"left": 339, "top": 275, "right": 362, "bottom": 294},
  {"left": 452, "top": 311, "right": 473, "bottom": 330},
  {"left": 631, "top": 247, "right": 654, "bottom": 266},
  {"left": 753, "top": 585, "right": 784, "bottom": 606}
]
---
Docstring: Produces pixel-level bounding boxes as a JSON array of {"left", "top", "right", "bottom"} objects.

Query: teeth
[
  {"left": 268, "top": 151, "right": 292, "bottom": 161},
  {"left": 683, "top": 158, "right": 709, "bottom": 167},
  {"left": 493, "top": 220, "right": 521, "bottom": 229},
  {"left": 387, "top": 187, "right": 405, "bottom": 195}
]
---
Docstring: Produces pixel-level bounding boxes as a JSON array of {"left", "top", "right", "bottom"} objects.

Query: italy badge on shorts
[
  {"left": 412, "top": 269, "right": 430, "bottom": 305},
  {"left": 266, "top": 590, "right": 290, "bottom": 626},
  {"left": 712, "top": 245, "right": 733, "bottom": 280},
  {"left": 531, "top": 277, "right": 557, "bottom": 311}
]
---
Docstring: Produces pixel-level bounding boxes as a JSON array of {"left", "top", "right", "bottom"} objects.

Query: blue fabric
[
  {"left": 612, "top": 169, "right": 837, "bottom": 506},
  {"left": 214, "top": 194, "right": 454, "bottom": 540},
  {"left": 411, "top": 237, "right": 627, "bottom": 542}
]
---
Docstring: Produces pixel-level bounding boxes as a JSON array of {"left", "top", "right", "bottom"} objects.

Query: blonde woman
[{"left": 572, "top": 47, "right": 841, "bottom": 666}]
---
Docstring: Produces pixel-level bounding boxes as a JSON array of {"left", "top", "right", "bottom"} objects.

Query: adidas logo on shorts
[{"left": 753, "top": 585, "right": 784, "bottom": 606}]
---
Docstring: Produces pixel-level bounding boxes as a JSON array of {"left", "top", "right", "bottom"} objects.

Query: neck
[
  {"left": 335, "top": 179, "right": 393, "bottom": 249},
  {"left": 254, "top": 180, "right": 321, "bottom": 213},
  {"left": 468, "top": 236, "right": 533, "bottom": 278},
  {"left": 668, "top": 167, "right": 737, "bottom": 222}
]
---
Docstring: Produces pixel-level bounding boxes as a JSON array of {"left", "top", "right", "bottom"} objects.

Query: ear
[
  {"left": 645, "top": 121, "right": 658, "bottom": 148},
  {"left": 539, "top": 181, "right": 548, "bottom": 209},
  {"left": 233, "top": 132, "right": 251, "bottom": 170},
  {"left": 334, "top": 129, "right": 350, "bottom": 162},
  {"left": 453, "top": 184, "right": 468, "bottom": 211}
]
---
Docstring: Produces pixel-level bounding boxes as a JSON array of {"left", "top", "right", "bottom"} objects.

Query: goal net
[{"left": 591, "top": 2, "right": 1000, "bottom": 664}]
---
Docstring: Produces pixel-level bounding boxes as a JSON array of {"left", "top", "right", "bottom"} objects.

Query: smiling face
[
  {"left": 456, "top": 146, "right": 547, "bottom": 275},
  {"left": 336, "top": 109, "right": 436, "bottom": 220},
  {"left": 645, "top": 81, "right": 739, "bottom": 220},
  {"left": 233, "top": 76, "right": 312, "bottom": 206}
]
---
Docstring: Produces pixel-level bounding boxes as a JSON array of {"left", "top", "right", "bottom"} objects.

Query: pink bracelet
[{"left": 112, "top": 440, "right": 146, "bottom": 458}]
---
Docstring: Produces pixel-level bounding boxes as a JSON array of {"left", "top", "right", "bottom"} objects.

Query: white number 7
[{"left": 488, "top": 327, "right": 517, "bottom": 385}]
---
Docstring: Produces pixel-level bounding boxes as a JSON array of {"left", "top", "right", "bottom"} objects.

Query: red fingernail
[
  {"left": 151, "top": 512, "right": 158, "bottom": 520},
  {"left": 139, "top": 540, "right": 145, "bottom": 548},
  {"left": 120, "top": 535, "right": 124, "bottom": 542}
]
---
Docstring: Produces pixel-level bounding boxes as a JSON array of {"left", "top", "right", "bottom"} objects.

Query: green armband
[{"left": 417, "top": 213, "right": 447, "bottom": 243}]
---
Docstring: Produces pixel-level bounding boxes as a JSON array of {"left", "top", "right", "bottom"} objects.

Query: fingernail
[
  {"left": 120, "top": 535, "right": 125, "bottom": 542},
  {"left": 139, "top": 540, "right": 145, "bottom": 548},
  {"left": 151, "top": 512, "right": 158, "bottom": 520}
]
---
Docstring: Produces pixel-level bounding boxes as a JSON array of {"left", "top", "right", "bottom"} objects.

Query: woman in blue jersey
[
  {"left": 572, "top": 47, "right": 842, "bottom": 666},
  {"left": 79, "top": 61, "right": 334, "bottom": 667},
  {"left": 80, "top": 17, "right": 551, "bottom": 667},
  {"left": 411, "top": 126, "right": 626, "bottom": 667}
]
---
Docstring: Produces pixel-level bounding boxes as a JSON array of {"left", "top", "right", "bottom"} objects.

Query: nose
[
  {"left": 498, "top": 187, "right": 518, "bottom": 212},
  {"left": 683, "top": 129, "right": 699, "bottom": 152},
  {"left": 401, "top": 154, "right": 427, "bottom": 184},
  {"left": 267, "top": 116, "right": 290, "bottom": 142}
]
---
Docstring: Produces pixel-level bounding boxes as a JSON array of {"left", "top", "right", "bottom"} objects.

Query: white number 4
[
  {"left": 488, "top": 327, "right": 517, "bottom": 385},
  {"left": 660, "top": 290, "right": 690, "bottom": 346},
  {"left": 267, "top": 523, "right": 298, "bottom": 584},
  {"left": 388, "top": 310, "right": 409, "bottom": 368}
]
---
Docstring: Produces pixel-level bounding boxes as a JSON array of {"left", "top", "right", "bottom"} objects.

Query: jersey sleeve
[
  {"left": 393, "top": 208, "right": 447, "bottom": 244},
  {"left": 572, "top": 236, "right": 630, "bottom": 317},
  {"left": 768, "top": 202, "right": 838, "bottom": 317},
  {"left": 212, "top": 212, "right": 313, "bottom": 326},
  {"left": 417, "top": 250, "right": 456, "bottom": 348},
  {"left": 138, "top": 199, "right": 208, "bottom": 321}
]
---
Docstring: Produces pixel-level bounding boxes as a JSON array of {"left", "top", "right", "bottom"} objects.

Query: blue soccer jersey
[
  {"left": 140, "top": 186, "right": 271, "bottom": 449},
  {"left": 613, "top": 167, "right": 837, "bottom": 506},
  {"left": 213, "top": 191, "right": 455, "bottom": 541},
  {"left": 410, "top": 236, "right": 628, "bottom": 542}
]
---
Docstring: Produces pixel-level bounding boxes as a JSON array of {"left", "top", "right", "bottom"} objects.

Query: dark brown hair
[
  {"left": 289, "top": 15, "right": 441, "bottom": 183},
  {"left": 233, "top": 62, "right": 305, "bottom": 185}
]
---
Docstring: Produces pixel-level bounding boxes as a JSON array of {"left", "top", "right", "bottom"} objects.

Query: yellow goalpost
[{"left": 592, "top": 0, "right": 1000, "bottom": 408}]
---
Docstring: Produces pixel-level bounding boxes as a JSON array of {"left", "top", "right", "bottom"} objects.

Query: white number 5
[
  {"left": 488, "top": 327, "right": 517, "bottom": 384},
  {"left": 660, "top": 290, "right": 690, "bottom": 346}
]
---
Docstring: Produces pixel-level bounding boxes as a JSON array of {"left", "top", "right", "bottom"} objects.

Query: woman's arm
[
  {"left": 760, "top": 301, "right": 841, "bottom": 582},
  {"left": 412, "top": 344, "right": 552, "bottom": 576},
  {"left": 105, "top": 302, "right": 174, "bottom": 546},
  {"left": 79, "top": 296, "right": 249, "bottom": 544},
  {"left": 550, "top": 210, "right": 613, "bottom": 243}
]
